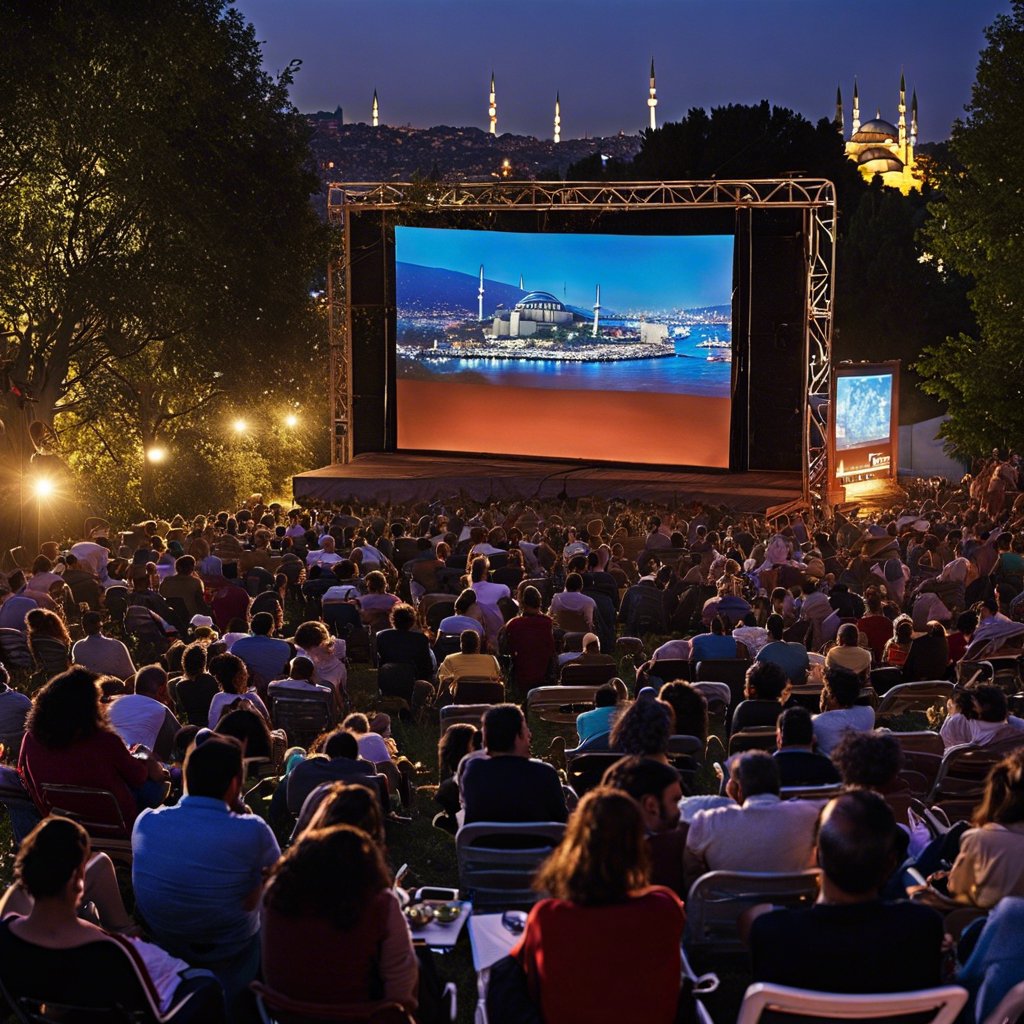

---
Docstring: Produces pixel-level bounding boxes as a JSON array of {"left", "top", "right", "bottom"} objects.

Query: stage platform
[{"left": 292, "top": 454, "right": 803, "bottom": 512}]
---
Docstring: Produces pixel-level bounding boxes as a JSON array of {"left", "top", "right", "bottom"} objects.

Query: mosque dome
[
  {"left": 514, "top": 291, "right": 566, "bottom": 312},
  {"left": 857, "top": 147, "right": 905, "bottom": 174},
  {"left": 853, "top": 118, "right": 898, "bottom": 143}
]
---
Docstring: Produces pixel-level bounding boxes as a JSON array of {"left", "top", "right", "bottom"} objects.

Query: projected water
[{"left": 835, "top": 373, "right": 894, "bottom": 451}]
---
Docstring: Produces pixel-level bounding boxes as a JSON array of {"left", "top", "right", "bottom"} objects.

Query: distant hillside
[{"left": 396, "top": 262, "right": 524, "bottom": 315}]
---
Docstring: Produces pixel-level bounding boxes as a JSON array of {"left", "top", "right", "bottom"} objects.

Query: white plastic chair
[{"left": 736, "top": 983, "right": 968, "bottom": 1024}]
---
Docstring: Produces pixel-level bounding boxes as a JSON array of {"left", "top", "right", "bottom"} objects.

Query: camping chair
[
  {"left": 29, "top": 636, "right": 72, "bottom": 681},
  {"left": 566, "top": 752, "right": 624, "bottom": 797},
  {"left": 876, "top": 681, "right": 954, "bottom": 719},
  {"left": 0, "top": 628, "right": 33, "bottom": 673},
  {"left": 123, "top": 606, "right": 173, "bottom": 660},
  {"left": 685, "top": 870, "right": 821, "bottom": 957},
  {"left": 322, "top": 601, "right": 361, "bottom": 638},
  {"left": 450, "top": 677, "right": 505, "bottom": 705},
  {"left": 983, "top": 979, "right": 1024, "bottom": 1024},
  {"left": 456, "top": 821, "right": 566, "bottom": 912},
  {"left": 421, "top": 596, "right": 456, "bottom": 632},
  {"left": 870, "top": 666, "right": 903, "bottom": 695},
  {"left": 735, "top": 983, "right": 967, "bottom": 1024},
  {"left": 439, "top": 703, "right": 491, "bottom": 734},
  {"left": 779, "top": 783, "right": 843, "bottom": 801},
  {"left": 271, "top": 695, "right": 334, "bottom": 749},
  {"left": 252, "top": 983, "right": 417, "bottom": 1024},
  {"left": 695, "top": 659, "right": 751, "bottom": 711},
  {"left": 927, "top": 736, "right": 1024, "bottom": 806},
  {"left": 37, "top": 783, "right": 133, "bottom": 865},
  {"left": 558, "top": 661, "right": 616, "bottom": 686},
  {"left": 431, "top": 632, "right": 463, "bottom": 661},
  {"left": 376, "top": 662, "right": 417, "bottom": 706},
  {"left": 667, "top": 734, "right": 703, "bottom": 792},
  {"left": 646, "top": 659, "right": 691, "bottom": 684},
  {"left": 526, "top": 684, "right": 604, "bottom": 725},
  {"left": 728, "top": 728, "right": 777, "bottom": 756},
  {"left": 552, "top": 607, "right": 590, "bottom": 634}
]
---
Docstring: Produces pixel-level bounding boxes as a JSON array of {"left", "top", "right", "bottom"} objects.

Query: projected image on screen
[
  {"left": 395, "top": 226, "right": 734, "bottom": 467},
  {"left": 835, "top": 374, "right": 894, "bottom": 451}
]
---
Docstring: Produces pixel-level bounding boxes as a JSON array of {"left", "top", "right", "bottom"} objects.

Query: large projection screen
[{"left": 394, "top": 226, "right": 735, "bottom": 468}]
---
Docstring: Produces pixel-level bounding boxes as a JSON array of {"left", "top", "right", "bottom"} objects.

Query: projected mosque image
[{"left": 394, "top": 225, "right": 734, "bottom": 397}]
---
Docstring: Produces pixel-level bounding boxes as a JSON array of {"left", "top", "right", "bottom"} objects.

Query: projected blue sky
[{"left": 396, "top": 227, "right": 733, "bottom": 311}]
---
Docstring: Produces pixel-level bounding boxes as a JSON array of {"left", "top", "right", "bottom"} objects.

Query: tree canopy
[
  {"left": 0, "top": 0, "right": 330, "bottom": 526},
  {"left": 916, "top": 0, "right": 1024, "bottom": 457}
]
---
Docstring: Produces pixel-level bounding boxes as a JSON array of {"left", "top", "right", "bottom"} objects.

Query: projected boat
[{"left": 696, "top": 337, "right": 730, "bottom": 349}]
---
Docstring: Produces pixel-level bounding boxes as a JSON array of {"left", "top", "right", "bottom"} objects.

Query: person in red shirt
[
  {"left": 18, "top": 667, "right": 168, "bottom": 827},
  {"left": 945, "top": 610, "right": 977, "bottom": 667},
  {"left": 503, "top": 586, "right": 555, "bottom": 688},
  {"left": 855, "top": 587, "right": 893, "bottom": 666},
  {"left": 511, "top": 787, "right": 685, "bottom": 1024}
]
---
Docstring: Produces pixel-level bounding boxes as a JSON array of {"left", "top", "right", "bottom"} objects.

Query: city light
[
  {"left": 284, "top": 413, "right": 299, "bottom": 428},
  {"left": 232, "top": 418, "right": 247, "bottom": 434},
  {"left": 32, "top": 477, "right": 55, "bottom": 499},
  {"left": 146, "top": 446, "right": 167, "bottom": 464}
]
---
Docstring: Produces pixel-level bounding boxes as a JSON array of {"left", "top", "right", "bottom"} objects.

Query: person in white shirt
[
  {"left": 437, "top": 588, "right": 487, "bottom": 640},
  {"left": 305, "top": 535, "right": 342, "bottom": 569},
  {"left": 561, "top": 527, "right": 589, "bottom": 564},
  {"left": 940, "top": 685, "right": 1024, "bottom": 749},
  {"left": 267, "top": 656, "right": 333, "bottom": 698},
  {"left": 69, "top": 540, "right": 110, "bottom": 582},
  {"left": 468, "top": 557, "right": 510, "bottom": 607},
  {"left": 107, "top": 665, "right": 181, "bottom": 760},
  {"left": 549, "top": 573, "right": 597, "bottom": 631},
  {"left": 71, "top": 612, "right": 136, "bottom": 680},
  {"left": 732, "top": 613, "right": 770, "bottom": 657},
  {"left": 812, "top": 668, "right": 875, "bottom": 756}
]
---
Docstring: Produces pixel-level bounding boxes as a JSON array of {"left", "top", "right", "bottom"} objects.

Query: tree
[
  {"left": 916, "top": 0, "right": 1024, "bottom": 456},
  {"left": 0, "top": 0, "right": 329, "bottom": 535}
]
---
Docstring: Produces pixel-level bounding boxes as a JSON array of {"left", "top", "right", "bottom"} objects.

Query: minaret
[
  {"left": 911, "top": 89, "right": 918, "bottom": 148},
  {"left": 898, "top": 70, "right": 907, "bottom": 158},
  {"left": 647, "top": 58, "right": 658, "bottom": 131},
  {"left": 553, "top": 92, "right": 561, "bottom": 144},
  {"left": 519, "top": 274, "right": 524, "bottom": 290},
  {"left": 478, "top": 266, "right": 485, "bottom": 321},
  {"left": 835, "top": 84, "right": 843, "bottom": 134},
  {"left": 371, "top": 89, "right": 379, "bottom": 128},
  {"left": 592, "top": 284, "right": 601, "bottom": 338},
  {"left": 851, "top": 78, "right": 860, "bottom": 137},
  {"left": 488, "top": 72, "right": 497, "bottom": 136}
]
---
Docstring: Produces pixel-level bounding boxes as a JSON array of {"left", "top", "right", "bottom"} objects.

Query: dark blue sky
[
  {"left": 234, "top": 0, "right": 1006, "bottom": 143},
  {"left": 396, "top": 226, "right": 733, "bottom": 311}
]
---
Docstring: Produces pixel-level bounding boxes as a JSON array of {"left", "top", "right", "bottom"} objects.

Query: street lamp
[
  {"left": 32, "top": 477, "right": 55, "bottom": 499},
  {"left": 232, "top": 418, "right": 247, "bottom": 434},
  {"left": 284, "top": 413, "right": 299, "bottom": 428},
  {"left": 146, "top": 446, "right": 167, "bottom": 464}
]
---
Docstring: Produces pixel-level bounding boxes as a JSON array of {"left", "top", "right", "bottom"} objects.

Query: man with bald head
[{"left": 749, "top": 791, "right": 944, "bottom": 993}]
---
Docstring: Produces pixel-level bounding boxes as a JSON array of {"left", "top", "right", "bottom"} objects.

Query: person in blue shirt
[
  {"left": 230, "top": 612, "right": 292, "bottom": 687},
  {"left": 755, "top": 613, "right": 810, "bottom": 685},
  {"left": 689, "top": 615, "right": 745, "bottom": 662},
  {"left": 132, "top": 734, "right": 280, "bottom": 1013},
  {"left": 575, "top": 683, "right": 622, "bottom": 745}
]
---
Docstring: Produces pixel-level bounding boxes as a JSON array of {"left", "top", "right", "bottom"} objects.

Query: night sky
[{"left": 234, "top": 0, "right": 1007, "bottom": 143}]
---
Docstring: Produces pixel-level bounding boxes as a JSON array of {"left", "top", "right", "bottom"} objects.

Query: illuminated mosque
[
  {"left": 836, "top": 74, "right": 922, "bottom": 194},
  {"left": 490, "top": 291, "right": 578, "bottom": 338}
]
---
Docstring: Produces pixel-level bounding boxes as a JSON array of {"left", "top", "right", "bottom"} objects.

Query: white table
[{"left": 468, "top": 913, "right": 522, "bottom": 1024}]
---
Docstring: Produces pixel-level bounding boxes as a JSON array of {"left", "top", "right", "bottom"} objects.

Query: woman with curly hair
[
  {"left": 609, "top": 692, "right": 672, "bottom": 763},
  {"left": 293, "top": 620, "right": 348, "bottom": 702},
  {"left": 261, "top": 825, "right": 418, "bottom": 1012},
  {"left": 18, "top": 668, "right": 167, "bottom": 825},
  {"left": 510, "top": 788, "right": 685, "bottom": 1024}
]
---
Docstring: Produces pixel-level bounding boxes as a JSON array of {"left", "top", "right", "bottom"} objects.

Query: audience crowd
[{"left": 0, "top": 476, "right": 1023, "bottom": 1022}]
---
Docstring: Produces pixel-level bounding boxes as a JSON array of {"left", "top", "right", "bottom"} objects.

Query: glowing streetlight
[
  {"left": 232, "top": 418, "right": 248, "bottom": 434},
  {"left": 32, "top": 477, "right": 55, "bottom": 499},
  {"left": 284, "top": 413, "right": 299, "bottom": 429},
  {"left": 146, "top": 446, "right": 167, "bottom": 464}
]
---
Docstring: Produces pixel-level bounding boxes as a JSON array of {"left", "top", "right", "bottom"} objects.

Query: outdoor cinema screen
[
  {"left": 835, "top": 372, "right": 894, "bottom": 452},
  {"left": 394, "top": 225, "right": 735, "bottom": 468}
]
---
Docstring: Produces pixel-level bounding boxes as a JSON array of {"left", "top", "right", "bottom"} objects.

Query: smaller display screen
[{"left": 835, "top": 373, "right": 894, "bottom": 452}]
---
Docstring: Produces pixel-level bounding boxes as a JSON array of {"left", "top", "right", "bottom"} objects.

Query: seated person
[
  {"left": 812, "top": 667, "right": 875, "bottom": 757},
  {"left": 358, "top": 570, "right": 401, "bottom": 629},
  {"left": 684, "top": 751, "right": 820, "bottom": 886},
  {"left": 755, "top": 613, "right": 810, "bottom": 685},
  {"left": 285, "top": 730, "right": 382, "bottom": 819},
  {"left": 436, "top": 629, "right": 502, "bottom": 701},
  {"left": 948, "top": 746, "right": 1024, "bottom": 909},
  {"left": 172, "top": 641, "right": 219, "bottom": 727},
  {"left": 436, "top": 588, "right": 486, "bottom": 642},
  {"left": 940, "top": 684, "right": 1024, "bottom": 749},
  {"left": 772, "top": 706, "right": 840, "bottom": 788},
  {"left": 0, "top": 816, "right": 225, "bottom": 1021},
  {"left": 731, "top": 660, "right": 789, "bottom": 733},
  {"left": 658, "top": 681, "right": 708, "bottom": 742},
  {"left": 261, "top": 825, "right": 418, "bottom": 1014},
  {"left": 503, "top": 586, "right": 556, "bottom": 689},
  {"left": 749, "top": 791, "right": 944, "bottom": 992},
  {"left": 602, "top": 757, "right": 688, "bottom": 898},
  {"left": 268, "top": 656, "right": 334, "bottom": 715},
  {"left": 689, "top": 614, "right": 747, "bottom": 662},
  {"left": 549, "top": 572, "right": 597, "bottom": 631},
  {"left": 575, "top": 682, "right": 622, "bottom": 745},
  {"left": 824, "top": 622, "right": 872, "bottom": 679},
  {"left": 831, "top": 730, "right": 913, "bottom": 827},
  {"left": 461, "top": 704, "right": 567, "bottom": 824},
  {"left": 610, "top": 692, "right": 672, "bottom": 762},
  {"left": 107, "top": 665, "right": 181, "bottom": 762},
  {"left": 374, "top": 603, "right": 435, "bottom": 682},
  {"left": 857, "top": 587, "right": 893, "bottom": 664},
  {"left": 207, "top": 652, "right": 270, "bottom": 728},
  {"left": 510, "top": 788, "right": 684, "bottom": 1024},
  {"left": 902, "top": 619, "right": 951, "bottom": 682},
  {"left": 882, "top": 615, "right": 914, "bottom": 668}
]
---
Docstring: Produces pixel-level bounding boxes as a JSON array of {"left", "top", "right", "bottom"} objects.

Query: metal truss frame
[{"left": 326, "top": 178, "right": 836, "bottom": 500}]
